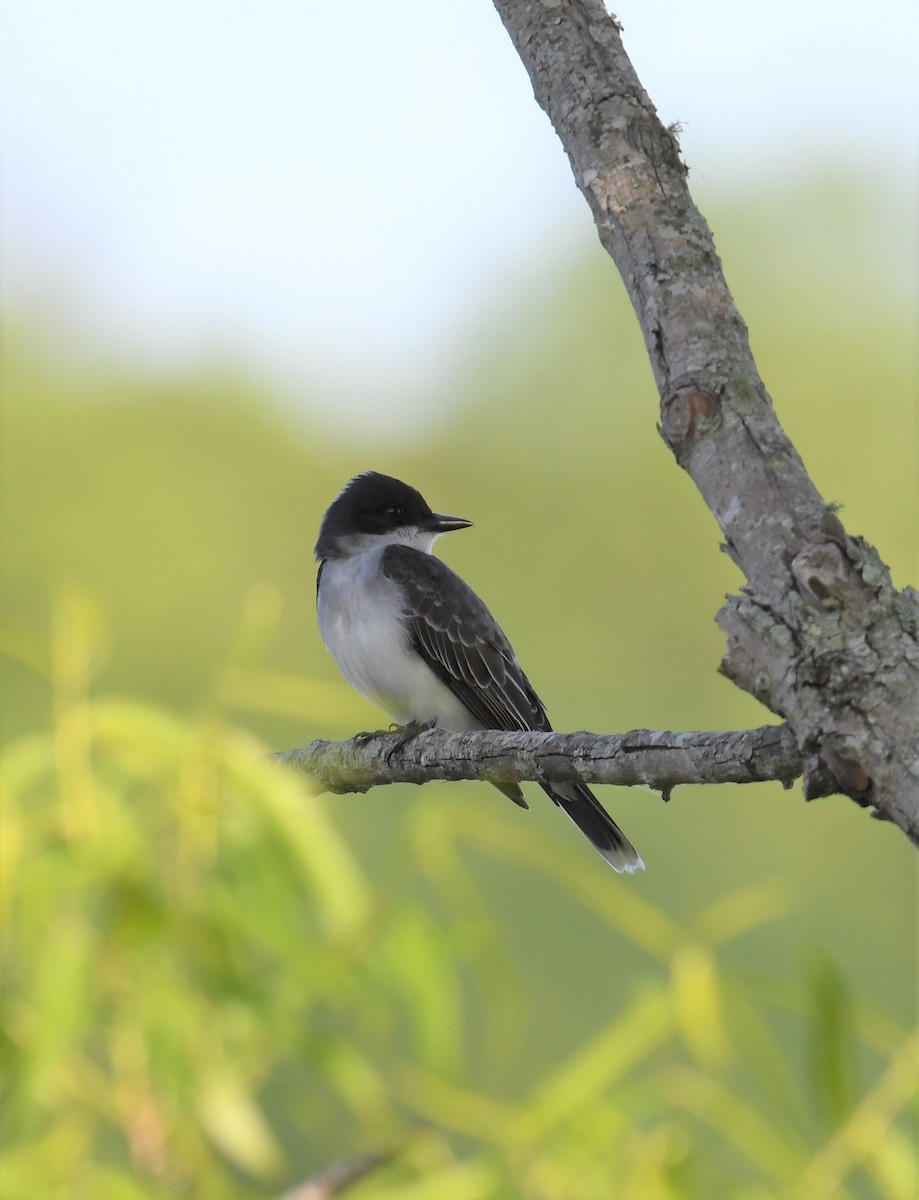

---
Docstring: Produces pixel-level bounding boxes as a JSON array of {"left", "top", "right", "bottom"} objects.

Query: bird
[{"left": 314, "top": 471, "right": 644, "bottom": 873}]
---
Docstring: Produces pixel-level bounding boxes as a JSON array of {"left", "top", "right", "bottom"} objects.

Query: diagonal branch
[
  {"left": 490, "top": 0, "right": 919, "bottom": 839},
  {"left": 278, "top": 2, "right": 917, "bottom": 840},
  {"left": 276, "top": 726, "right": 802, "bottom": 797}
]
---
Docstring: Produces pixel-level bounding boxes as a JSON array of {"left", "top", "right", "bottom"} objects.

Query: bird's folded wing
[{"left": 380, "top": 545, "right": 550, "bottom": 733}]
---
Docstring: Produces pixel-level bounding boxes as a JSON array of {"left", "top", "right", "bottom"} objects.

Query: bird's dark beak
[{"left": 424, "top": 512, "right": 473, "bottom": 533}]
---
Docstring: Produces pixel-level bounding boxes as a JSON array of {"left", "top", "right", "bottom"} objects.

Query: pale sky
[{"left": 2, "top": 1, "right": 917, "bottom": 425}]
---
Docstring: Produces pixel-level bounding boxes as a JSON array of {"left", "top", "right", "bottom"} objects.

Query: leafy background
[{"left": 2, "top": 176, "right": 917, "bottom": 1198}]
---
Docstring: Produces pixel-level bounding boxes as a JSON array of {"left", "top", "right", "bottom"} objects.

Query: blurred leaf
[
  {"left": 0, "top": 1115, "right": 96, "bottom": 1199},
  {"left": 0, "top": 732, "right": 55, "bottom": 801},
  {"left": 78, "top": 1168, "right": 173, "bottom": 1200},
  {"left": 379, "top": 906, "right": 463, "bottom": 1077},
  {"left": 414, "top": 798, "right": 684, "bottom": 962},
  {"left": 661, "top": 1065, "right": 808, "bottom": 1186},
  {"left": 198, "top": 1070, "right": 284, "bottom": 1179},
  {"left": 618, "top": 1123, "right": 691, "bottom": 1200},
  {"left": 395, "top": 1065, "right": 515, "bottom": 1142},
  {"left": 723, "top": 981, "right": 810, "bottom": 1138},
  {"left": 51, "top": 586, "right": 110, "bottom": 699},
  {"left": 670, "top": 942, "right": 732, "bottom": 1070},
  {"left": 807, "top": 954, "right": 856, "bottom": 1129},
  {"left": 348, "top": 1158, "right": 498, "bottom": 1200},
  {"left": 23, "top": 914, "right": 92, "bottom": 1107},
  {"left": 863, "top": 1126, "right": 919, "bottom": 1200},
  {"left": 510, "top": 986, "right": 673, "bottom": 1144},
  {"left": 795, "top": 1029, "right": 919, "bottom": 1200},
  {"left": 692, "top": 880, "right": 792, "bottom": 946},
  {"left": 317, "top": 1041, "right": 396, "bottom": 1129},
  {"left": 91, "top": 698, "right": 192, "bottom": 761},
  {"left": 239, "top": 746, "right": 373, "bottom": 938}
]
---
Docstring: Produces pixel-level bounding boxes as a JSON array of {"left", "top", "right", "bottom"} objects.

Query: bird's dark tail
[{"left": 541, "top": 782, "right": 644, "bottom": 873}]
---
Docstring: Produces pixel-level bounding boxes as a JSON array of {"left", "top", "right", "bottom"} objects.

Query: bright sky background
[{"left": 3, "top": 0, "right": 917, "bottom": 425}]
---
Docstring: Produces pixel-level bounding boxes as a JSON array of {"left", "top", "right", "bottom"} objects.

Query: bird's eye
[{"left": 384, "top": 504, "right": 404, "bottom": 520}]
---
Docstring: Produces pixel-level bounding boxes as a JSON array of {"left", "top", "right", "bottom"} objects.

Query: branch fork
[{"left": 278, "top": 0, "right": 918, "bottom": 843}]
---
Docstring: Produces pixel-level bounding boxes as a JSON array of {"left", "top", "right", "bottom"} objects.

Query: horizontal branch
[{"left": 275, "top": 725, "right": 802, "bottom": 797}]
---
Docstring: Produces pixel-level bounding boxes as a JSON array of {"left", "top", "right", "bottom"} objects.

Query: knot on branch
[
  {"left": 791, "top": 541, "right": 851, "bottom": 610},
  {"left": 660, "top": 386, "right": 722, "bottom": 463},
  {"left": 822, "top": 742, "right": 872, "bottom": 799},
  {"left": 803, "top": 745, "right": 872, "bottom": 802}
]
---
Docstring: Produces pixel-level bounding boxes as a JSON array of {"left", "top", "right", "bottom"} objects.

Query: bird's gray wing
[
  {"left": 379, "top": 545, "right": 644, "bottom": 874},
  {"left": 380, "top": 545, "right": 549, "bottom": 732}
]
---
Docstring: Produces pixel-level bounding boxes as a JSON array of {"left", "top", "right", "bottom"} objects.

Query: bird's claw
[
  {"left": 353, "top": 728, "right": 391, "bottom": 747},
  {"left": 384, "top": 719, "right": 436, "bottom": 766}
]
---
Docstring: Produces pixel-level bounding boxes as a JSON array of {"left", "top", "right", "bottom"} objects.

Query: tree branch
[
  {"left": 276, "top": 725, "right": 802, "bottom": 797},
  {"left": 490, "top": 0, "right": 919, "bottom": 840}
]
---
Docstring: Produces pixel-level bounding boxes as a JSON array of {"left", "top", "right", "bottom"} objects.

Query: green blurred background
[
  {"left": 3, "top": 4, "right": 919, "bottom": 1195},
  {"left": 2, "top": 168, "right": 917, "bottom": 1197}
]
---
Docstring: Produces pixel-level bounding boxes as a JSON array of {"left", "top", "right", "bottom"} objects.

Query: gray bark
[
  {"left": 486, "top": 0, "right": 919, "bottom": 839},
  {"left": 276, "top": 726, "right": 802, "bottom": 797},
  {"left": 278, "top": 1, "right": 918, "bottom": 843}
]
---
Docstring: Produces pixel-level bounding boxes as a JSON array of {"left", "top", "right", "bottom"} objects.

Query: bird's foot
[
  {"left": 352, "top": 727, "right": 394, "bottom": 747},
  {"left": 384, "top": 719, "right": 436, "bottom": 766}
]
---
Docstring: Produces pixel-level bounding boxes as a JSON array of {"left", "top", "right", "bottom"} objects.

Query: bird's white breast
[{"left": 317, "top": 547, "right": 477, "bottom": 730}]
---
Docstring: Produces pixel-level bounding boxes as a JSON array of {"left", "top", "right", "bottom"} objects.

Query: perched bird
[{"left": 315, "top": 471, "right": 643, "bottom": 873}]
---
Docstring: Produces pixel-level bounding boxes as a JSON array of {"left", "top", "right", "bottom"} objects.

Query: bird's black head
[{"left": 315, "top": 471, "right": 472, "bottom": 560}]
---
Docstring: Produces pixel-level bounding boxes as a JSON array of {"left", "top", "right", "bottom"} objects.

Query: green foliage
[
  {"left": 2, "top": 597, "right": 916, "bottom": 1199},
  {"left": 2, "top": 174, "right": 916, "bottom": 1197}
]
